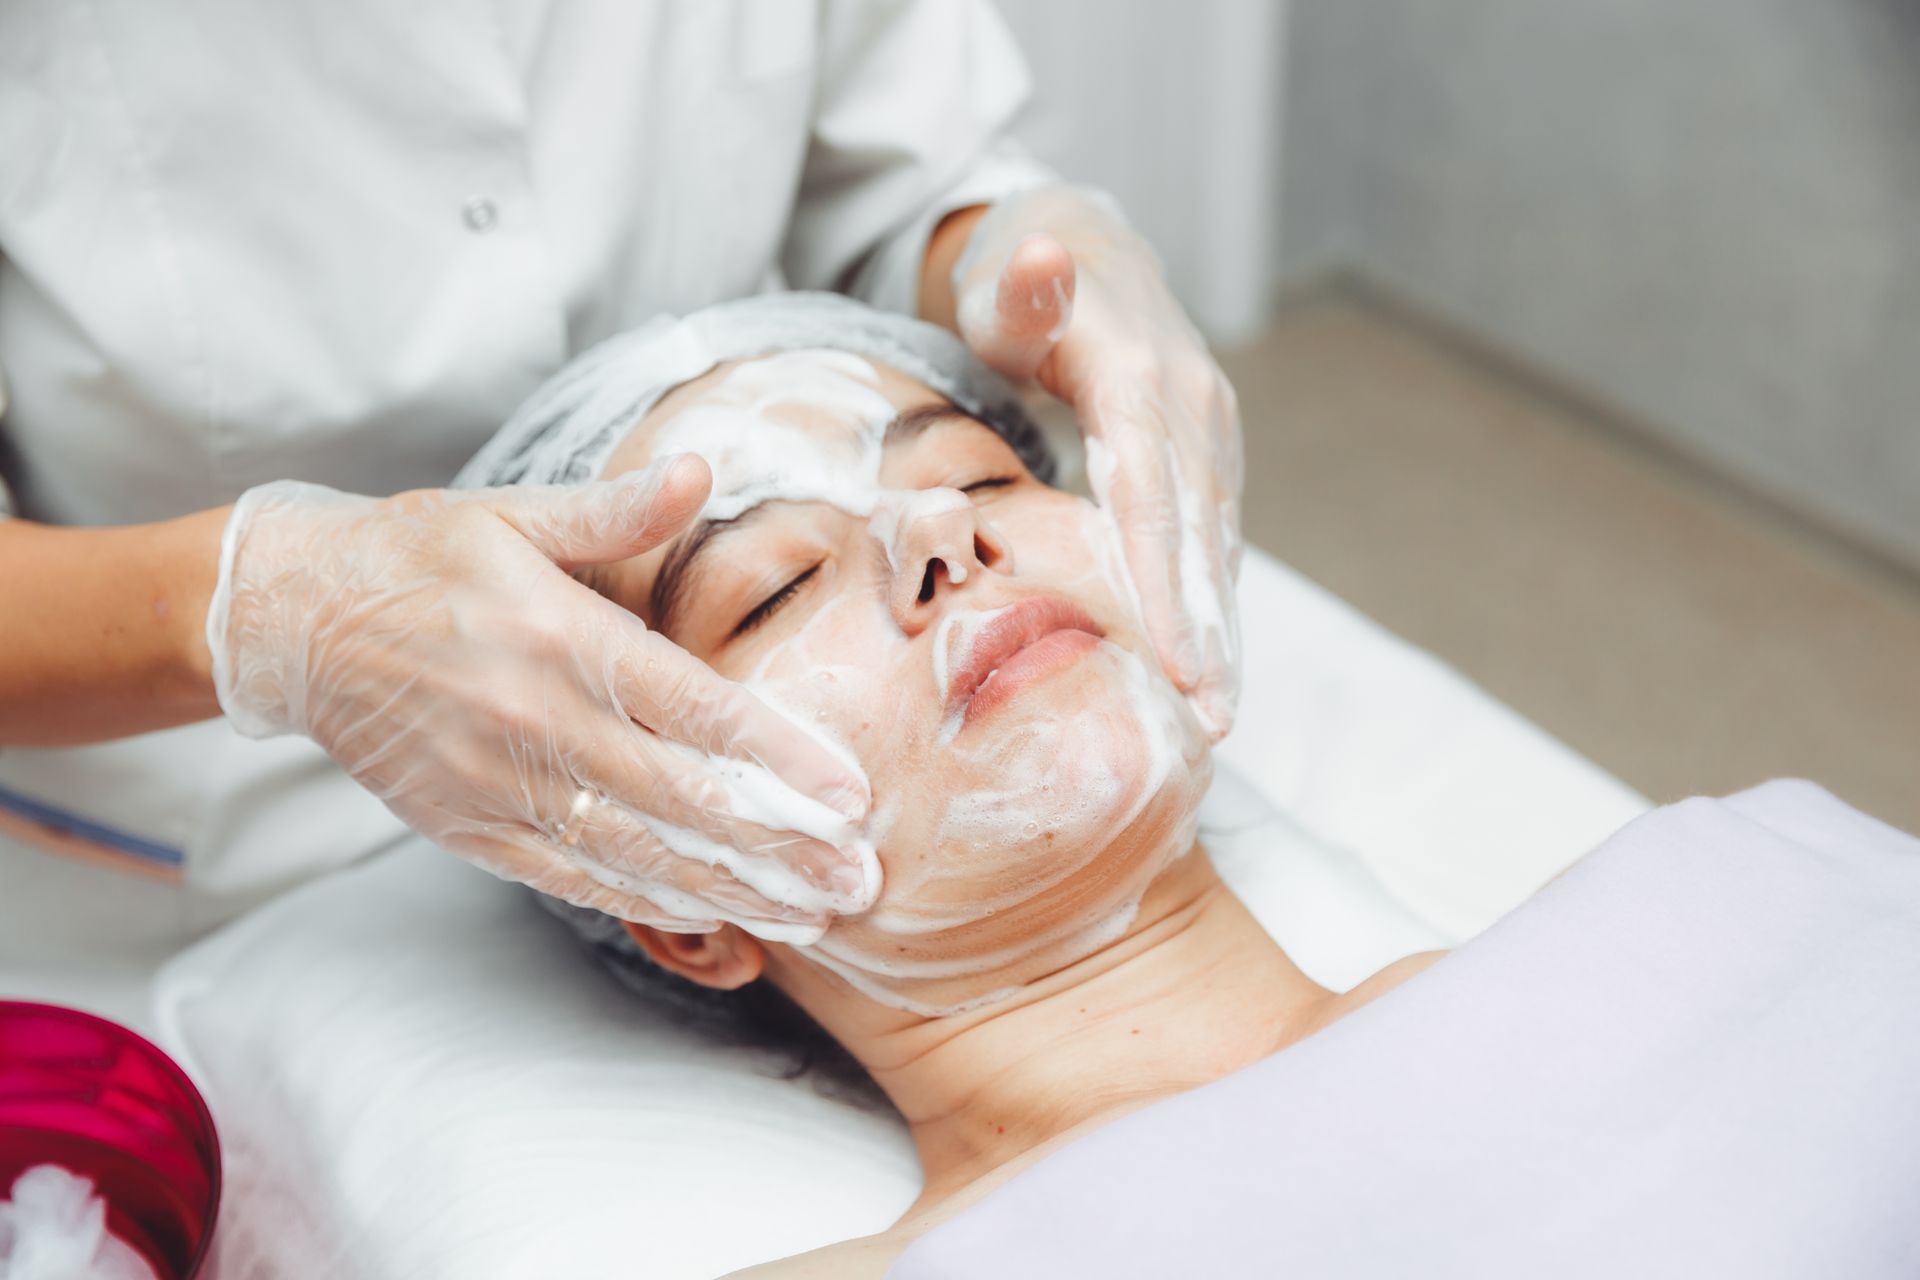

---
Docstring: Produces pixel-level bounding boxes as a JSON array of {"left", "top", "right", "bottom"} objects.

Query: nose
[{"left": 876, "top": 489, "right": 1011, "bottom": 633}]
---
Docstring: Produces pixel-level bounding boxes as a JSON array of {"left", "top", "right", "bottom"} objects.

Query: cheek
[
  {"left": 721, "top": 486, "right": 1213, "bottom": 1017},
  {"left": 734, "top": 588, "right": 931, "bottom": 852},
  {"left": 911, "top": 656, "right": 1157, "bottom": 890},
  {"left": 993, "top": 495, "right": 1144, "bottom": 643},
  {"left": 802, "top": 637, "right": 1212, "bottom": 1015}
]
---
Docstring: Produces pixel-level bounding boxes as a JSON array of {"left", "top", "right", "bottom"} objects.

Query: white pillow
[
  {"left": 154, "top": 548, "right": 1644, "bottom": 1279},
  {"left": 1218, "top": 551, "right": 1648, "bottom": 936}
]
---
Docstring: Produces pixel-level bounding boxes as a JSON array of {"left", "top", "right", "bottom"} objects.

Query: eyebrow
[
  {"left": 649, "top": 503, "right": 771, "bottom": 637},
  {"left": 885, "top": 401, "right": 971, "bottom": 443},
  {"left": 647, "top": 400, "right": 983, "bottom": 636}
]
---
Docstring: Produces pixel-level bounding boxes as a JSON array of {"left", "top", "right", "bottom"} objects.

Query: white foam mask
[
  {"left": 654, "top": 351, "right": 1210, "bottom": 1015},
  {"left": 652, "top": 350, "right": 896, "bottom": 522}
]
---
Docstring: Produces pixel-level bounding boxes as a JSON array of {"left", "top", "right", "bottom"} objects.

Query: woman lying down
[{"left": 460, "top": 294, "right": 1920, "bottom": 1278}]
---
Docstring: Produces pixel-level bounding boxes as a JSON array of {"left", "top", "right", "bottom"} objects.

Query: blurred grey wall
[{"left": 1280, "top": 1, "right": 1920, "bottom": 572}]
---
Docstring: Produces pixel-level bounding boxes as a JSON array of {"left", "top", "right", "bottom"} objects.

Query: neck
[{"left": 807, "top": 849, "right": 1359, "bottom": 1211}]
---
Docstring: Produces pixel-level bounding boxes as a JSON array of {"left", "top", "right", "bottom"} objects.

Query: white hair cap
[{"left": 455, "top": 292, "right": 1053, "bottom": 491}]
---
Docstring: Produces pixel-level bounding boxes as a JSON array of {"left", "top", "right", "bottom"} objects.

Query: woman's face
[{"left": 595, "top": 350, "right": 1211, "bottom": 1014}]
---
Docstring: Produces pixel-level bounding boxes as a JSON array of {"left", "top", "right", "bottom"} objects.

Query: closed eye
[
  {"left": 961, "top": 477, "right": 1014, "bottom": 494},
  {"left": 732, "top": 565, "right": 819, "bottom": 639}
]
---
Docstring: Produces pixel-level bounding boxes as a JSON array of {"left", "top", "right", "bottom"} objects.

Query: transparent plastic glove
[
  {"left": 953, "top": 185, "right": 1243, "bottom": 738},
  {"left": 204, "top": 455, "right": 876, "bottom": 940}
]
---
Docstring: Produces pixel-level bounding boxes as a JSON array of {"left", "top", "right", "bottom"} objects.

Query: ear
[{"left": 623, "top": 921, "right": 766, "bottom": 991}]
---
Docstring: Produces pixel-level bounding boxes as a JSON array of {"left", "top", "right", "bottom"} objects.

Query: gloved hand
[
  {"left": 953, "top": 185, "right": 1242, "bottom": 738},
  {"left": 204, "top": 455, "right": 876, "bottom": 940}
]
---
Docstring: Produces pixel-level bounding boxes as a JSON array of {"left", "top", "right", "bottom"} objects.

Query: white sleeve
[{"left": 782, "top": 0, "right": 1058, "bottom": 318}]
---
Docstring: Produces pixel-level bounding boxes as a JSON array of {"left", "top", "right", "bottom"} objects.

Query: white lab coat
[{"left": 0, "top": 0, "right": 1052, "bottom": 1023}]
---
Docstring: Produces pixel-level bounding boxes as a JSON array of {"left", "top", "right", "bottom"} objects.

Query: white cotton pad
[{"left": 0, "top": 1165, "right": 157, "bottom": 1280}]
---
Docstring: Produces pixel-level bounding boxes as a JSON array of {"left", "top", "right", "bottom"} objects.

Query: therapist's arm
[
  {"left": 0, "top": 510, "right": 226, "bottom": 745},
  {"left": 0, "top": 467, "right": 878, "bottom": 931}
]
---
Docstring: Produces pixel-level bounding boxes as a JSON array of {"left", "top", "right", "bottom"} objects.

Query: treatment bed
[{"left": 151, "top": 546, "right": 1646, "bottom": 1277}]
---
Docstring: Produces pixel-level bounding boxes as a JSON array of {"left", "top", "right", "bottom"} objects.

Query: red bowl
[{"left": 0, "top": 1001, "right": 220, "bottom": 1279}]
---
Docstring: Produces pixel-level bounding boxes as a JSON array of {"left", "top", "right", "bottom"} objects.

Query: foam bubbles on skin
[
  {"left": 651, "top": 350, "right": 896, "bottom": 523},
  {"left": 575, "top": 858, "right": 827, "bottom": 945},
  {"left": 748, "top": 586, "right": 1207, "bottom": 1017},
  {"left": 874, "top": 649, "right": 1194, "bottom": 1008},
  {"left": 638, "top": 349, "right": 1211, "bottom": 1014},
  {"left": 681, "top": 740, "right": 881, "bottom": 909},
  {"left": 564, "top": 722, "right": 877, "bottom": 938}
]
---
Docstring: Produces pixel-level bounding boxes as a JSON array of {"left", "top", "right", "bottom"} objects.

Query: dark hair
[{"left": 536, "top": 894, "right": 886, "bottom": 1105}]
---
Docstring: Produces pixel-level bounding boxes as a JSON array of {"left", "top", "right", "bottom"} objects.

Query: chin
[{"left": 797, "top": 640, "right": 1213, "bottom": 1018}]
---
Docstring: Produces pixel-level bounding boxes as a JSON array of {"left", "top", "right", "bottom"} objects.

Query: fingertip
[
  {"left": 616, "top": 452, "right": 711, "bottom": 551},
  {"left": 959, "top": 234, "right": 1076, "bottom": 382},
  {"left": 1168, "top": 636, "right": 1204, "bottom": 696},
  {"left": 1135, "top": 565, "right": 1202, "bottom": 692},
  {"left": 1008, "top": 232, "right": 1075, "bottom": 292},
  {"left": 1190, "top": 684, "right": 1236, "bottom": 742},
  {"left": 998, "top": 234, "right": 1076, "bottom": 342},
  {"left": 735, "top": 696, "right": 873, "bottom": 823},
  {"left": 653, "top": 451, "right": 712, "bottom": 503},
  {"left": 637, "top": 451, "right": 712, "bottom": 521},
  {"left": 741, "top": 917, "right": 829, "bottom": 947},
  {"left": 829, "top": 837, "right": 883, "bottom": 912}
]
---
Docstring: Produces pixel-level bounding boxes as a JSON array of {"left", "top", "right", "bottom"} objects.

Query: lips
[{"left": 944, "top": 596, "right": 1105, "bottom": 723}]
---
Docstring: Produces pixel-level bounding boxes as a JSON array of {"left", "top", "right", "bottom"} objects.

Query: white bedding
[{"left": 153, "top": 548, "right": 1647, "bottom": 1279}]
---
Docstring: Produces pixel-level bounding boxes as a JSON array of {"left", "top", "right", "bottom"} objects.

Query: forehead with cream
[
  {"left": 648, "top": 350, "right": 932, "bottom": 520},
  {"left": 609, "top": 348, "right": 1212, "bottom": 1016}
]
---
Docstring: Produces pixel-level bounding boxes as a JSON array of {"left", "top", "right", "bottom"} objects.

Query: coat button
[{"left": 462, "top": 197, "right": 499, "bottom": 232}]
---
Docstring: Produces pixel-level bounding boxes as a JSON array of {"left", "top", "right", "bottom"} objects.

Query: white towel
[{"left": 893, "top": 780, "right": 1920, "bottom": 1279}]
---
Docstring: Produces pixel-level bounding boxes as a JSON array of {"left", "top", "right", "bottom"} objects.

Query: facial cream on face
[
  {"left": 760, "top": 598, "right": 1209, "bottom": 1016},
  {"left": 643, "top": 352, "right": 1212, "bottom": 1012},
  {"left": 651, "top": 350, "right": 897, "bottom": 522}
]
